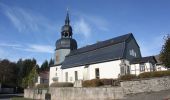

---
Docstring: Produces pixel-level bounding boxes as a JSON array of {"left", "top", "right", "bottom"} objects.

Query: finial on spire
[{"left": 65, "top": 8, "right": 70, "bottom": 25}]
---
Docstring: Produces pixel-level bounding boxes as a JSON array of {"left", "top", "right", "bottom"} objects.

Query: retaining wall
[{"left": 24, "top": 76, "right": 170, "bottom": 100}]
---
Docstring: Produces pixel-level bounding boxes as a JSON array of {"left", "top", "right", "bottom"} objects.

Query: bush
[
  {"left": 138, "top": 70, "right": 170, "bottom": 78},
  {"left": 50, "top": 82, "right": 73, "bottom": 87},
  {"left": 36, "top": 83, "right": 49, "bottom": 89},
  {"left": 82, "top": 79, "right": 103, "bottom": 87},
  {"left": 119, "top": 74, "right": 138, "bottom": 81}
]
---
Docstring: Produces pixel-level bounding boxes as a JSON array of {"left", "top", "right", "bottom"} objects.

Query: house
[
  {"left": 49, "top": 11, "right": 159, "bottom": 85},
  {"left": 130, "top": 56, "right": 157, "bottom": 75},
  {"left": 154, "top": 55, "right": 168, "bottom": 71},
  {"left": 35, "top": 71, "right": 49, "bottom": 85}
]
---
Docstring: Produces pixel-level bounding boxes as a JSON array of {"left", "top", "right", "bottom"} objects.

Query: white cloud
[
  {"left": 73, "top": 18, "right": 91, "bottom": 38},
  {"left": 0, "top": 3, "right": 56, "bottom": 33},
  {"left": 72, "top": 12, "right": 109, "bottom": 39},
  {"left": 83, "top": 14, "right": 109, "bottom": 31},
  {"left": 26, "top": 44, "right": 54, "bottom": 53},
  {"left": 0, "top": 43, "right": 21, "bottom": 47},
  {"left": 0, "top": 43, "right": 54, "bottom": 54}
]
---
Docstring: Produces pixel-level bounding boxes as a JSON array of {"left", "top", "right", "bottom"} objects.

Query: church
[{"left": 49, "top": 12, "right": 163, "bottom": 85}]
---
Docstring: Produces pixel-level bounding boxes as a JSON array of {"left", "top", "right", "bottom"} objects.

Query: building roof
[
  {"left": 130, "top": 56, "right": 157, "bottom": 64},
  {"left": 61, "top": 33, "right": 134, "bottom": 69},
  {"left": 154, "top": 55, "right": 162, "bottom": 65},
  {"left": 39, "top": 71, "right": 49, "bottom": 79}
]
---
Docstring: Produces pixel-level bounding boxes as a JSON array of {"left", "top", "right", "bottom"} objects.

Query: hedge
[
  {"left": 82, "top": 79, "right": 103, "bottom": 87},
  {"left": 82, "top": 79, "right": 120, "bottom": 87},
  {"left": 138, "top": 70, "right": 170, "bottom": 78},
  {"left": 36, "top": 83, "right": 49, "bottom": 89},
  {"left": 119, "top": 74, "right": 138, "bottom": 81},
  {"left": 50, "top": 82, "right": 73, "bottom": 87}
]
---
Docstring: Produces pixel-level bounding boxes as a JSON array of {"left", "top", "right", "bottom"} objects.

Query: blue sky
[{"left": 0, "top": 0, "right": 170, "bottom": 65}]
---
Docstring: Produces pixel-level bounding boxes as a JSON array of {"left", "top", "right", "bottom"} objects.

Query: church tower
[{"left": 55, "top": 11, "right": 77, "bottom": 65}]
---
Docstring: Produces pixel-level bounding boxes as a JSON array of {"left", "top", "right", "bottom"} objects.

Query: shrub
[
  {"left": 138, "top": 70, "right": 170, "bottom": 78},
  {"left": 50, "top": 82, "right": 73, "bottom": 87},
  {"left": 82, "top": 79, "right": 103, "bottom": 87},
  {"left": 100, "top": 79, "right": 120, "bottom": 86},
  {"left": 100, "top": 79, "right": 113, "bottom": 85},
  {"left": 36, "top": 83, "right": 49, "bottom": 89},
  {"left": 119, "top": 74, "right": 138, "bottom": 81}
]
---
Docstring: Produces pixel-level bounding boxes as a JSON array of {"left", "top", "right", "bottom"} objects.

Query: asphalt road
[
  {"left": 123, "top": 89, "right": 170, "bottom": 100},
  {"left": 0, "top": 94, "right": 23, "bottom": 100}
]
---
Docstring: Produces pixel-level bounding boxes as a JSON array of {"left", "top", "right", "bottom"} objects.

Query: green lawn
[{"left": 11, "top": 97, "right": 34, "bottom": 100}]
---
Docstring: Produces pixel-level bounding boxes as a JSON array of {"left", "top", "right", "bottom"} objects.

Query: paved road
[
  {"left": 0, "top": 94, "right": 23, "bottom": 100},
  {"left": 123, "top": 89, "right": 170, "bottom": 100}
]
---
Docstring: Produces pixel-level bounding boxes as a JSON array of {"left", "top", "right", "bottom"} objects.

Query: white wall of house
[
  {"left": 130, "top": 64, "right": 140, "bottom": 75},
  {"left": 156, "top": 64, "right": 167, "bottom": 71},
  {"left": 130, "top": 62, "right": 155, "bottom": 75},
  {"left": 35, "top": 76, "right": 40, "bottom": 86}
]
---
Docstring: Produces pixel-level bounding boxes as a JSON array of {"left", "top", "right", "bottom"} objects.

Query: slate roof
[
  {"left": 61, "top": 33, "right": 133, "bottom": 69},
  {"left": 154, "top": 55, "right": 162, "bottom": 65},
  {"left": 130, "top": 56, "right": 157, "bottom": 64}
]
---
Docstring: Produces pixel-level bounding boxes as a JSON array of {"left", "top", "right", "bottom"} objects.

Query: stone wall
[
  {"left": 121, "top": 76, "right": 170, "bottom": 94},
  {"left": 50, "top": 87, "right": 124, "bottom": 100},
  {"left": 24, "top": 76, "right": 170, "bottom": 100},
  {"left": 24, "top": 89, "right": 47, "bottom": 100}
]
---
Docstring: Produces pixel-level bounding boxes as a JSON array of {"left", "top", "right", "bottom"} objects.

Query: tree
[
  {"left": 18, "top": 58, "right": 38, "bottom": 88},
  {"left": 49, "top": 58, "right": 54, "bottom": 67},
  {"left": 0, "top": 59, "right": 18, "bottom": 86},
  {"left": 40, "top": 60, "right": 49, "bottom": 71},
  {"left": 22, "top": 66, "right": 38, "bottom": 88},
  {"left": 160, "top": 34, "right": 170, "bottom": 68}
]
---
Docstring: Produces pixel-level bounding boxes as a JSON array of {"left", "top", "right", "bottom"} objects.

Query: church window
[
  {"left": 75, "top": 71, "right": 78, "bottom": 81},
  {"left": 65, "top": 72, "right": 68, "bottom": 82},
  {"left": 95, "top": 68, "right": 100, "bottom": 79},
  {"left": 127, "top": 66, "right": 130, "bottom": 74}
]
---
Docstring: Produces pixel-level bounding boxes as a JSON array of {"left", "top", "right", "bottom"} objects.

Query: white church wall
[
  {"left": 62, "top": 66, "right": 84, "bottom": 83},
  {"left": 49, "top": 65, "right": 62, "bottom": 86},
  {"left": 88, "top": 60, "right": 122, "bottom": 79}
]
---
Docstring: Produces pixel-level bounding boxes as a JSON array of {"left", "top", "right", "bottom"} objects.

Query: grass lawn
[{"left": 11, "top": 97, "right": 34, "bottom": 100}]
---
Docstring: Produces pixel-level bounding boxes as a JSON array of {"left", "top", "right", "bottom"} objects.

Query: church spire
[
  {"left": 65, "top": 8, "right": 70, "bottom": 25},
  {"left": 61, "top": 9, "right": 73, "bottom": 38}
]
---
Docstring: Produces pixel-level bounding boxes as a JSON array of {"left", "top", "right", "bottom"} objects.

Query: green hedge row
[
  {"left": 50, "top": 82, "right": 73, "bottom": 87},
  {"left": 119, "top": 74, "right": 138, "bottom": 80},
  {"left": 138, "top": 70, "right": 170, "bottom": 78},
  {"left": 82, "top": 79, "right": 119, "bottom": 87},
  {"left": 36, "top": 83, "right": 49, "bottom": 89},
  {"left": 119, "top": 70, "right": 170, "bottom": 81}
]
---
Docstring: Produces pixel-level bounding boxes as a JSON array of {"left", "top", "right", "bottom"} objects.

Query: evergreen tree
[
  {"left": 160, "top": 34, "right": 170, "bottom": 68},
  {"left": 41, "top": 60, "right": 49, "bottom": 71},
  {"left": 49, "top": 58, "right": 54, "bottom": 67}
]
